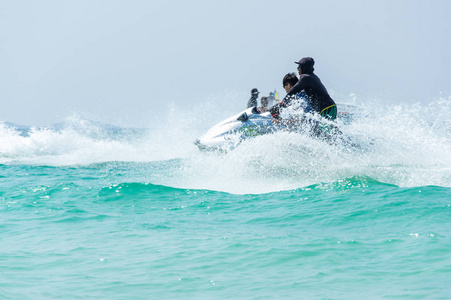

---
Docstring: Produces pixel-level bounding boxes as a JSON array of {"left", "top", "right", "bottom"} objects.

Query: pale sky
[{"left": 1, "top": 0, "right": 450, "bottom": 126}]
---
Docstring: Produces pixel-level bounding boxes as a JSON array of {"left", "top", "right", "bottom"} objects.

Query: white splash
[{"left": 1, "top": 95, "right": 451, "bottom": 192}]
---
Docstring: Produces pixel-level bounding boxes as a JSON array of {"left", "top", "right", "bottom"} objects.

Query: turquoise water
[{"left": 1, "top": 100, "right": 451, "bottom": 299}]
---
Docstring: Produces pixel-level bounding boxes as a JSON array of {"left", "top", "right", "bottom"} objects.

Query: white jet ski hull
[
  {"left": 195, "top": 104, "right": 362, "bottom": 151},
  {"left": 195, "top": 107, "right": 282, "bottom": 151}
]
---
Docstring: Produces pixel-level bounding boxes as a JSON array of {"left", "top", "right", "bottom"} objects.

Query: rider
[
  {"left": 258, "top": 96, "right": 269, "bottom": 112},
  {"left": 271, "top": 57, "right": 337, "bottom": 121},
  {"left": 247, "top": 88, "right": 260, "bottom": 108},
  {"left": 270, "top": 72, "right": 313, "bottom": 118}
]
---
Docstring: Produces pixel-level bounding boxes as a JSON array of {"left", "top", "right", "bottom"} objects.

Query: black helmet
[
  {"left": 251, "top": 88, "right": 259, "bottom": 94},
  {"left": 295, "top": 57, "right": 315, "bottom": 74}
]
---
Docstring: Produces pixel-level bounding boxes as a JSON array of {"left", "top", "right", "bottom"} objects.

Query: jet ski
[
  {"left": 194, "top": 107, "right": 283, "bottom": 151},
  {"left": 194, "top": 103, "right": 362, "bottom": 151}
]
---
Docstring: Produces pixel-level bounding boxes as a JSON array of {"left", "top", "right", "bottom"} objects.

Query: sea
[{"left": 1, "top": 97, "right": 451, "bottom": 299}]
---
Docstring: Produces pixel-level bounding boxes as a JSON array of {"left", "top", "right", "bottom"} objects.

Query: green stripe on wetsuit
[{"left": 320, "top": 105, "right": 337, "bottom": 120}]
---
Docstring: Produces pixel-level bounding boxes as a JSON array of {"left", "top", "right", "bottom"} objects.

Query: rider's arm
[
  {"left": 287, "top": 76, "right": 308, "bottom": 96},
  {"left": 270, "top": 102, "right": 283, "bottom": 118}
]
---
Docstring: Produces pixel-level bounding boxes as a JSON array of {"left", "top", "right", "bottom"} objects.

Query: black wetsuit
[
  {"left": 247, "top": 96, "right": 258, "bottom": 108},
  {"left": 287, "top": 73, "right": 335, "bottom": 115},
  {"left": 270, "top": 73, "right": 336, "bottom": 120}
]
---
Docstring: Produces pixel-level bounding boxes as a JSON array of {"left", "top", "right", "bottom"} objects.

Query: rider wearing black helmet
[
  {"left": 272, "top": 57, "right": 336, "bottom": 121},
  {"left": 292, "top": 57, "right": 336, "bottom": 120},
  {"left": 247, "top": 88, "right": 260, "bottom": 108}
]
